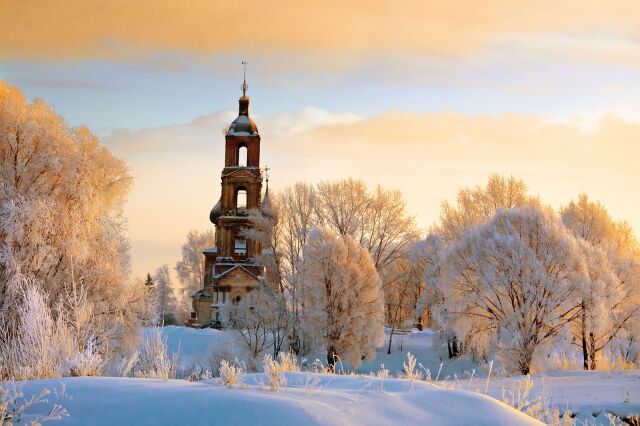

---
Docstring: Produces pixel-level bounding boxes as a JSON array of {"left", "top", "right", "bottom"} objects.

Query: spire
[
  {"left": 241, "top": 60, "right": 248, "bottom": 99},
  {"left": 239, "top": 60, "right": 249, "bottom": 116},
  {"left": 261, "top": 165, "right": 274, "bottom": 218}
]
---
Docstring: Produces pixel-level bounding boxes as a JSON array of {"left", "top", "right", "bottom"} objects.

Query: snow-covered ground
[
  {"left": 9, "top": 374, "right": 540, "bottom": 425},
  {"left": 6, "top": 326, "right": 637, "bottom": 425},
  {"left": 473, "top": 370, "right": 640, "bottom": 425},
  {"left": 156, "top": 325, "right": 640, "bottom": 424}
]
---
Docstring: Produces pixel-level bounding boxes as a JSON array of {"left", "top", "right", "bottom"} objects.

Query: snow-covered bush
[
  {"left": 206, "top": 337, "right": 257, "bottom": 375},
  {"left": 0, "top": 384, "right": 68, "bottom": 425},
  {"left": 500, "top": 376, "right": 574, "bottom": 425},
  {"left": 300, "top": 227, "right": 384, "bottom": 368},
  {"left": 0, "top": 284, "right": 69, "bottom": 380},
  {"left": 219, "top": 360, "right": 243, "bottom": 388},
  {"left": 119, "top": 328, "right": 177, "bottom": 380},
  {"left": 262, "top": 355, "right": 287, "bottom": 391},
  {"left": 400, "top": 352, "right": 422, "bottom": 382},
  {"left": 277, "top": 351, "right": 300, "bottom": 373},
  {"left": 67, "top": 341, "right": 104, "bottom": 377}
]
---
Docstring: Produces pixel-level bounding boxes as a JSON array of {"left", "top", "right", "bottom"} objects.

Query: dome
[
  {"left": 260, "top": 187, "right": 277, "bottom": 220},
  {"left": 227, "top": 114, "right": 258, "bottom": 136},
  {"left": 209, "top": 198, "right": 222, "bottom": 223}
]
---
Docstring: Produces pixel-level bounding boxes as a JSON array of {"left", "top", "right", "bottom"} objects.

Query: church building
[{"left": 191, "top": 73, "right": 269, "bottom": 326}]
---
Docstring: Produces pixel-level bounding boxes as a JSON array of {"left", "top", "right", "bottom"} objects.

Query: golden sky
[
  {"left": 1, "top": 0, "right": 639, "bottom": 279},
  {"left": 2, "top": 1, "right": 639, "bottom": 62}
]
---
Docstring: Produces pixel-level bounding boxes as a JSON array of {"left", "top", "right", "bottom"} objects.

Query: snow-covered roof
[
  {"left": 202, "top": 246, "right": 218, "bottom": 254},
  {"left": 214, "top": 264, "right": 259, "bottom": 280},
  {"left": 191, "top": 289, "right": 210, "bottom": 298},
  {"left": 227, "top": 114, "right": 258, "bottom": 136}
]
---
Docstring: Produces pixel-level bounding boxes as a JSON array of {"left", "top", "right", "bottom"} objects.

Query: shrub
[
  {"left": 0, "top": 384, "right": 68, "bottom": 425},
  {"left": 119, "top": 328, "right": 177, "bottom": 380},
  {"left": 68, "top": 342, "right": 104, "bottom": 377},
  {"left": 219, "top": 360, "right": 243, "bottom": 387},
  {"left": 400, "top": 352, "right": 422, "bottom": 382},
  {"left": 262, "top": 355, "right": 287, "bottom": 391}
]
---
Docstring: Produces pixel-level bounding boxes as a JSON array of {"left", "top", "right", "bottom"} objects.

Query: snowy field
[
  {"left": 156, "top": 326, "right": 640, "bottom": 424},
  {"left": 4, "top": 326, "right": 639, "bottom": 425},
  {"left": 8, "top": 374, "right": 540, "bottom": 426}
]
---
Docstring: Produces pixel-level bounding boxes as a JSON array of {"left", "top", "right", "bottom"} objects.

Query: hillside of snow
[
  {"left": 10, "top": 374, "right": 541, "bottom": 426},
  {"left": 155, "top": 325, "right": 640, "bottom": 424}
]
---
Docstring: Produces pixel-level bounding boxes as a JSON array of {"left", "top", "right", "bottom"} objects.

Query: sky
[{"left": 1, "top": 1, "right": 639, "bottom": 279}]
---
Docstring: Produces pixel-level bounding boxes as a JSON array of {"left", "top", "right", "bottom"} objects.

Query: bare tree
[
  {"left": 154, "top": 265, "right": 178, "bottom": 326},
  {"left": 175, "top": 230, "right": 215, "bottom": 322}
]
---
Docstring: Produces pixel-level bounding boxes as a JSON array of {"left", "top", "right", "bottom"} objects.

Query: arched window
[
  {"left": 234, "top": 237, "right": 247, "bottom": 255},
  {"left": 232, "top": 295, "right": 241, "bottom": 306},
  {"left": 236, "top": 188, "right": 247, "bottom": 209},
  {"left": 238, "top": 145, "right": 247, "bottom": 167}
]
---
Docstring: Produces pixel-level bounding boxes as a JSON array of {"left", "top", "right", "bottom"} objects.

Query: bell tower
[{"left": 191, "top": 63, "right": 267, "bottom": 326}]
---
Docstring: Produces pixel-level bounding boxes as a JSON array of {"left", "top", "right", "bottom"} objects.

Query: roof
[
  {"left": 202, "top": 246, "right": 218, "bottom": 254},
  {"left": 227, "top": 114, "right": 258, "bottom": 136},
  {"left": 191, "top": 289, "right": 210, "bottom": 298},
  {"left": 214, "top": 264, "right": 260, "bottom": 281}
]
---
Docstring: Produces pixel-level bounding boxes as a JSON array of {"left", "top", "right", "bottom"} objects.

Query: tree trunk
[
  {"left": 581, "top": 301, "right": 589, "bottom": 370},
  {"left": 327, "top": 346, "right": 337, "bottom": 370},
  {"left": 589, "top": 332, "right": 597, "bottom": 370},
  {"left": 387, "top": 327, "right": 395, "bottom": 355}
]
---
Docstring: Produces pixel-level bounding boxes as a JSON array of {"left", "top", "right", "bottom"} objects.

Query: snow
[
  {"left": 474, "top": 370, "right": 640, "bottom": 425},
  {"left": 8, "top": 374, "right": 540, "bottom": 425},
  {"left": 155, "top": 326, "right": 640, "bottom": 424},
  {"left": 143, "top": 325, "right": 227, "bottom": 369}
]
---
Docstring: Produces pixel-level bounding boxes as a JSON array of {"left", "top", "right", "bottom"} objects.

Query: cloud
[
  {"left": 105, "top": 107, "right": 640, "bottom": 278},
  {"left": 2, "top": 0, "right": 639, "bottom": 66}
]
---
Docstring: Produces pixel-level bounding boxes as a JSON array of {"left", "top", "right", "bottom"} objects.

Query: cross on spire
[{"left": 241, "top": 60, "right": 248, "bottom": 98}]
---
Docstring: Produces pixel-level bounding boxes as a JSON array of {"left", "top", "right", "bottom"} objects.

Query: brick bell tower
[{"left": 191, "top": 63, "right": 267, "bottom": 326}]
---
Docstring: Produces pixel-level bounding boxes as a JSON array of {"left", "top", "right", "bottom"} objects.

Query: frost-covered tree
[
  {"left": 436, "top": 204, "right": 584, "bottom": 374},
  {"left": 382, "top": 244, "right": 428, "bottom": 354},
  {"left": 435, "top": 174, "right": 529, "bottom": 244},
  {"left": 416, "top": 175, "right": 530, "bottom": 358},
  {"left": 175, "top": 230, "right": 215, "bottom": 321},
  {"left": 154, "top": 265, "right": 178, "bottom": 326},
  {"left": 274, "top": 180, "right": 418, "bottom": 354},
  {"left": 0, "top": 82, "right": 139, "bottom": 358},
  {"left": 316, "top": 179, "right": 420, "bottom": 274},
  {"left": 274, "top": 182, "right": 320, "bottom": 354},
  {"left": 562, "top": 194, "right": 640, "bottom": 369},
  {"left": 222, "top": 284, "right": 292, "bottom": 359},
  {"left": 300, "top": 227, "right": 384, "bottom": 368}
]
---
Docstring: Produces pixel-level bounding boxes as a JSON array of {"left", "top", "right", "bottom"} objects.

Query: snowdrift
[{"left": 11, "top": 374, "right": 541, "bottom": 425}]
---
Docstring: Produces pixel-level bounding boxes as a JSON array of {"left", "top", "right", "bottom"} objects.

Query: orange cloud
[{"left": 2, "top": 0, "right": 639, "bottom": 61}]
